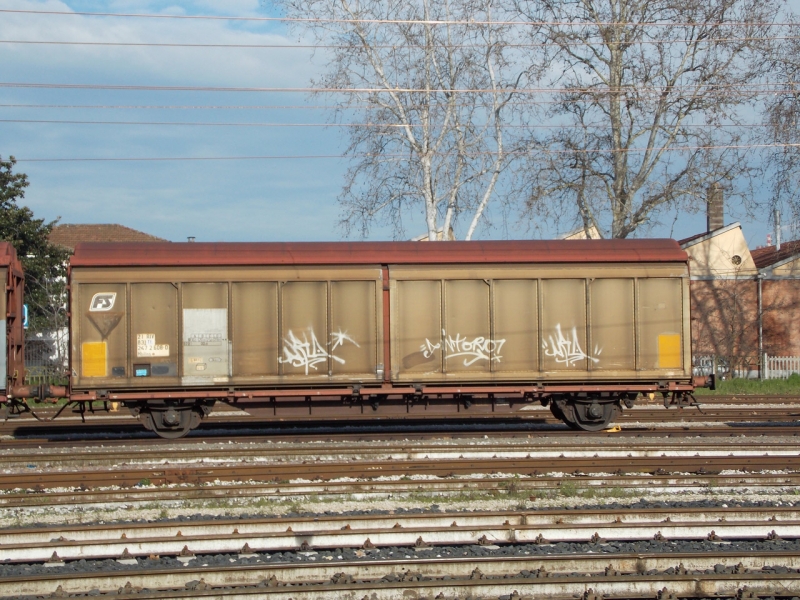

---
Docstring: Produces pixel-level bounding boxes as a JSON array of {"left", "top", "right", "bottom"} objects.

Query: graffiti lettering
[
  {"left": 542, "top": 324, "right": 601, "bottom": 366},
  {"left": 420, "top": 330, "right": 505, "bottom": 366},
  {"left": 279, "top": 328, "right": 360, "bottom": 375},
  {"left": 331, "top": 329, "right": 360, "bottom": 351}
]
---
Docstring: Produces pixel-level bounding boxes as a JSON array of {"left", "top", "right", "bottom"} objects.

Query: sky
[{"left": 0, "top": 0, "right": 793, "bottom": 247}]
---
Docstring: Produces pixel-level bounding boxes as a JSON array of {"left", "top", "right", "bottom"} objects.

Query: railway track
[
  {"left": 2, "top": 439, "right": 800, "bottom": 490},
  {"left": 3, "top": 397, "right": 799, "bottom": 598},
  {"left": 4, "top": 506, "right": 800, "bottom": 563},
  {"left": 4, "top": 547, "right": 800, "bottom": 598},
  {"left": 0, "top": 472, "right": 797, "bottom": 509}
]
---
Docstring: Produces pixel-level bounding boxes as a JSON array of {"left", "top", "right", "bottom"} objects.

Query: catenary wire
[
  {"left": 0, "top": 81, "right": 794, "bottom": 95},
  {"left": 1, "top": 8, "right": 797, "bottom": 27},
  {"left": 12, "top": 143, "right": 800, "bottom": 162},
  {"left": 0, "top": 35, "right": 797, "bottom": 48},
  {"left": 0, "top": 118, "right": 775, "bottom": 129}
]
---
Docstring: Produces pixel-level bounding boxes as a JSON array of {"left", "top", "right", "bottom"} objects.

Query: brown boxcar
[
  {"left": 67, "top": 240, "right": 700, "bottom": 437},
  {"left": 0, "top": 243, "right": 25, "bottom": 399}
]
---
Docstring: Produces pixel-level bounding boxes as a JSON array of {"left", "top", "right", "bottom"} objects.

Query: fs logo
[{"left": 89, "top": 292, "right": 117, "bottom": 312}]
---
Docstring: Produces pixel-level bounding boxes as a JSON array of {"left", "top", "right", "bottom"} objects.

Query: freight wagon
[
  {"left": 0, "top": 243, "right": 25, "bottom": 401},
  {"left": 59, "top": 239, "right": 706, "bottom": 438}
]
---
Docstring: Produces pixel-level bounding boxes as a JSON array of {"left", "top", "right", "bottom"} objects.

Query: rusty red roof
[
  {"left": 0, "top": 242, "right": 20, "bottom": 267},
  {"left": 50, "top": 224, "right": 166, "bottom": 252},
  {"left": 751, "top": 239, "right": 800, "bottom": 268},
  {"left": 71, "top": 239, "right": 687, "bottom": 267},
  {"left": 0, "top": 242, "right": 23, "bottom": 276}
]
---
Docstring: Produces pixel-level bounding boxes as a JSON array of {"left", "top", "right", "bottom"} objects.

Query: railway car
[
  {"left": 61, "top": 239, "right": 707, "bottom": 438},
  {"left": 0, "top": 243, "right": 25, "bottom": 401}
]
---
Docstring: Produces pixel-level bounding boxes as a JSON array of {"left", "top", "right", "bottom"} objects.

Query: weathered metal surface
[
  {"left": 390, "top": 266, "right": 689, "bottom": 382},
  {"left": 65, "top": 239, "right": 695, "bottom": 434},
  {"left": 0, "top": 243, "right": 25, "bottom": 397},
  {"left": 70, "top": 267, "right": 383, "bottom": 390},
  {"left": 70, "top": 239, "right": 689, "bottom": 267}
]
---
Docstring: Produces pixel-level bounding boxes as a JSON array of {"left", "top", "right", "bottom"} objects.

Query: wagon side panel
[
  {"left": 330, "top": 280, "right": 379, "bottom": 379},
  {"left": 540, "top": 278, "right": 589, "bottom": 372},
  {"left": 0, "top": 267, "right": 7, "bottom": 392},
  {"left": 129, "top": 283, "right": 179, "bottom": 382},
  {"left": 443, "top": 279, "right": 492, "bottom": 374},
  {"left": 393, "top": 279, "right": 442, "bottom": 378},
  {"left": 231, "top": 282, "right": 279, "bottom": 377},
  {"left": 493, "top": 279, "right": 539, "bottom": 373},
  {"left": 589, "top": 278, "right": 636, "bottom": 372},
  {"left": 637, "top": 277, "right": 686, "bottom": 375},
  {"left": 72, "top": 281, "right": 128, "bottom": 386}
]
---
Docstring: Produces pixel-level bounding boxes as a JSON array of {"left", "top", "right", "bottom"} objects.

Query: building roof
[
  {"left": 751, "top": 239, "right": 800, "bottom": 269},
  {"left": 71, "top": 239, "right": 688, "bottom": 267},
  {"left": 678, "top": 222, "right": 741, "bottom": 248},
  {"left": 678, "top": 222, "right": 757, "bottom": 279},
  {"left": 50, "top": 224, "right": 167, "bottom": 252}
]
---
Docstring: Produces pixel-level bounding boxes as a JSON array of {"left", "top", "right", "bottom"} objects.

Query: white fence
[
  {"left": 692, "top": 355, "right": 759, "bottom": 379},
  {"left": 694, "top": 354, "right": 800, "bottom": 380},
  {"left": 764, "top": 354, "right": 800, "bottom": 380}
]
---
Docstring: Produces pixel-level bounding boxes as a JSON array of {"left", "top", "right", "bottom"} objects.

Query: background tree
[
  {"left": 276, "top": 0, "right": 529, "bottom": 240},
  {"left": 0, "top": 156, "right": 69, "bottom": 333},
  {"left": 516, "top": 0, "right": 780, "bottom": 239},
  {"left": 762, "top": 21, "right": 800, "bottom": 239}
]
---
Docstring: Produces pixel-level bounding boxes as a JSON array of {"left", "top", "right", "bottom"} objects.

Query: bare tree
[
  {"left": 516, "top": 0, "right": 780, "bottom": 239},
  {"left": 763, "top": 20, "right": 800, "bottom": 239},
  {"left": 24, "top": 274, "right": 69, "bottom": 384},
  {"left": 276, "top": 0, "right": 529, "bottom": 240}
]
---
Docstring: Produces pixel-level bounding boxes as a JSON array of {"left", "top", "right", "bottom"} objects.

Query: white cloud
[{"left": 1, "top": 0, "right": 322, "bottom": 87}]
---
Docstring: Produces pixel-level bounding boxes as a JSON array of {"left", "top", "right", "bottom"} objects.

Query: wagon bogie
[{"left": 126, "top": 398, "right": 216, "bottom": 439}]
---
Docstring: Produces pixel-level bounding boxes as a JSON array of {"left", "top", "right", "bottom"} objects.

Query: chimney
[{"left": 707, "top": 183, "right": 724, "bottom": 232}]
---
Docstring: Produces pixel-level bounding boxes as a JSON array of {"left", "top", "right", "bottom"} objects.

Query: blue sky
[{"left": 0, "top": 0, "right": 791, "bottom": 247}]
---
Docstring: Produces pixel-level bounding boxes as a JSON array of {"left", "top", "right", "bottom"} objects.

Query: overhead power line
[
  {"left": 0, "top": 81, "right": 794, "bottom": 95},
  {"left": 0, "top": 34, "right": 797, "bottom": 48},
  {"left": 0, "top": 118, "right": 772, "bottom": 129},
  {"left": 0, "top": 103, "right": 342, "bottom": 110},
  {"left": 1, "top": 8, "right": 796, "bottom": 27},
  {"left": 13, "top": 143, "right": 800, "bottom": 163}
]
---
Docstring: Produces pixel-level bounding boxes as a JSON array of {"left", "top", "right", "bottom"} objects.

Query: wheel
[
  {"left": 549, "top": 402, "right": 565, "bottom": 420},
  {"left": 568, "top": 400, "right": 621, "bottom": 432},
  {"left": 550, "top": 400, "right": 581, "bottom": 430},
  {"left": 140, "top": 403, "right": 203, "bottom": 439}
]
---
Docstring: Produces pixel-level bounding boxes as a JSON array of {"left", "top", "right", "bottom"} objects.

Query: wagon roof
[
  {"left": 0, "top": 242, "right": 20, "bottom": 268},
  {"left": 70, "top": 239, "right": 687, "bottom": 267}
]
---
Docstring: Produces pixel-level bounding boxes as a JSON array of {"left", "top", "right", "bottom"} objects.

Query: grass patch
[{"left": 694, "top": 373, "right": 800, "bottom": 395}]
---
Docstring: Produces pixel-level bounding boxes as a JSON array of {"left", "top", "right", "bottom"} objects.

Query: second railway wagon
[
  {"left": 0, "top": 243, "right": 25, "bottom": 400},
  {"left": 68, "top": 239, "right": 700, "bottom": 437}
]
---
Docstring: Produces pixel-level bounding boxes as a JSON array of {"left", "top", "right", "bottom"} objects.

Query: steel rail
[
  {"left": 3, "top": 454, "right": 800, "bottom": 490},
  {"left": 0, "top": 471, "right": 795, "bottom": 508},
  {"left": 0, "top": 438, "right": 798, "bottom": 468},
  {"left": 3, "top": 551, "right": 800, "bottom": 598},
  {"left": 3, "top": 507, "right": 800, "bottom": 563}
]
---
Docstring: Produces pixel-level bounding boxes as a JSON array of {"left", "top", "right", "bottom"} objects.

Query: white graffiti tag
[
  {"left": 331, "top": 329, "right": 360, "bottom": 351},
  {"left": 420, "top": 330, "right": 506, "bottom": 366},
  {"left": 279, "top": 329, "right": 359, "bottom": 375},
  {"left": 542, "top": 324, "right": 602, "bottom": 366}
]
